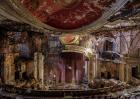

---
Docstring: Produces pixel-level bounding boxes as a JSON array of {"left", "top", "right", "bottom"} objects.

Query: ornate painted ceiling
[
  {"left": 21, "top": 0, "right": 127, "bottom": 30},
  {"left": 0, "top": 0, "right": 129, "bottom": 33},
  {"left": 21, "top": 0, "right": 116, "bottom": 30}
]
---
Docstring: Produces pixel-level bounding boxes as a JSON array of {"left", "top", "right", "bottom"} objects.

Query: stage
[{"left": 0, "top": 84, "right": 138, "bottom": 99}]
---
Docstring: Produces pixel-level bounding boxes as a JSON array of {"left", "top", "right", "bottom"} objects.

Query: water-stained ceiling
[
  {"left": 20, "top": 0, "right": 124, "bottom": 30},
  {"left": 0, "top": 0, "right": 129, "bottom": 33}
]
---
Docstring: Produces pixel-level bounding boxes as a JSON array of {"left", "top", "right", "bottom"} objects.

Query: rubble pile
[
  {"left": 129, "top": 77, "right": 140, "bottom": 86},
  {"left": 88, "top": 79, "right": 130, "bottom": 92}
]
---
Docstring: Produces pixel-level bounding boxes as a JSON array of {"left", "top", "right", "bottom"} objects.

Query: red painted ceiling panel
[{"left": 20, "top": 0, "right": 116, "bottom": 30}]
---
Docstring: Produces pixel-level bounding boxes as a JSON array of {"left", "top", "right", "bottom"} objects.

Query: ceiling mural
[
  {"left": 0, "top": 0, "right": 129, "bottom": 33},
  {"left": 21, "top": 0, "right": 118, "bottom": 29}
]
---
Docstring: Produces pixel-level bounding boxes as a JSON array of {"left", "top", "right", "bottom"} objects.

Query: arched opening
[{"left": 60, "top": 52, "right": 87, "bottom": 84}]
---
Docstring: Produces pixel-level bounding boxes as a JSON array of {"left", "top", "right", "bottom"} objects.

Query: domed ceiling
[
  {"left": 20, "top": 0, "right": 126, "bottom": 31},
  {"left": 0, "top": 0, "right": 129, "bottom": 33}
]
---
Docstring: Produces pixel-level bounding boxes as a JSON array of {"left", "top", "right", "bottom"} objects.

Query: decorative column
[
  {"left": 88, "top": 56, "right": 94, "bottom": 82},
  {"left": 4, "top": 54, "right": 9, "bottom": 84},
  {"left": 11, "top": 54, "right": 15, "bottom": 84},
  {"left": 93, "top": 55, "right": 98, "bottom": 79},
  {"left": 125, "top": 64, "right": 132, "bottom": 82},
  {"left": 72, "top": 60, "right": 75, "bottom": 84},
  {"left": 34, "top": 52, "right": 44, "bottom": 86},
  {"left": 44, "top": 64, "right": 49, "bottom": 84},
  {"left": 4, "top": 53, "right": 15, "bottom": 84},
  {"left": 97, "top": 59, "right": 101, "bottom": 78},
  {"left": 34, "top": 52, "right": 38, "bottom": 80},
  {"left": 87, "top": 58, "right": 90, "bottom": 82},
  {"left": 82, "top": 59, "right": 88, "bottom": 84},
  {"left": 38, "top": 52, "right": 44, "bottom": 86},
  {"left": 85, "top": 60, "right": 88, "bottom": 78},
  {"left": 119, "top": 63, "right": 125, "bottom": 82},
  {"left": 61, "top": 63, "right": 65, "bottom": 83}
]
